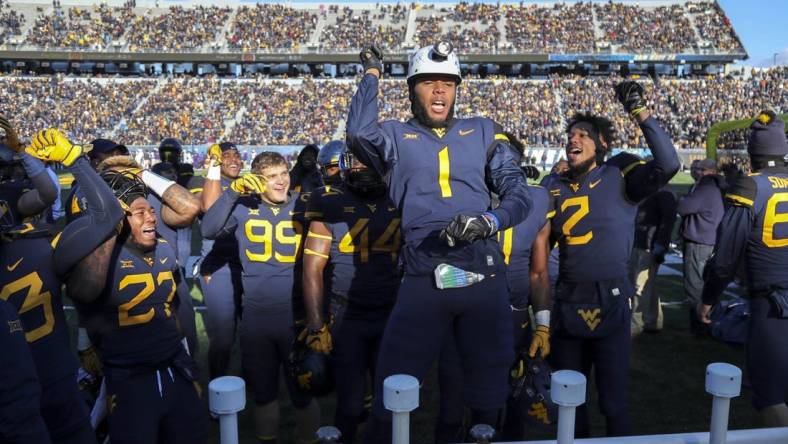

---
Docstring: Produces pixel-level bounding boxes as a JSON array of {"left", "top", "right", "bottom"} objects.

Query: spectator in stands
[
  {"left": 678, "top": 158, "right": 725, "bottom": 335},
  {"left": 630, "top": 185, "right": 677, "bottom": 336}
]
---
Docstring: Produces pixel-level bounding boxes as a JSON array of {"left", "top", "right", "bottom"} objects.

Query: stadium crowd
[
  {"left": 226, "top": 4, "right": 316, "bottom": 51},
  {"left": 0, "top": 68, "right": 784, "bottom": 152},
  {"left": 320, "top": 5, "right": 406, "bottom": 51},
  {"left": 11, "top": 0, "right": 744, "bottom": 54}
]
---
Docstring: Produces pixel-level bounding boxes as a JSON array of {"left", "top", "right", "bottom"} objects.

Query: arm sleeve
[
  {"left": 701, "top": 205, "right": 753, "bottom": 305},
  {"left": 201, "top": 189, "right": 239, "bottom": 239},
  {"left": 54, "top": 156, "right": 125, "bottom": 276},
  {"left": 486, "top": 134, "right": 532, "bottom": 230},
  {"left": 345, "top": 73, "right": 397, "bottom": 176},
  {"left": 16, "top": 153, "right": 58, "bottom": 218},
  {"left": 654, "top": 191, "right": 677, "bottom": 246},
  {"left": 622, "top": 117, "right": 680, "bottom": 203}
]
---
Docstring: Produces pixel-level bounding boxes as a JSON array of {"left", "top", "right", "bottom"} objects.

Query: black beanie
[{"left": 748, "top": 110, "right": 788, "bottom": 157}]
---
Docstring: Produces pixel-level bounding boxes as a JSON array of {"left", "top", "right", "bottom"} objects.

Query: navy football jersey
[
  {"left": 196, "top": 177, "right": 240, "bottom": 267},
  {"left": 148, "top": 194, "right": 192, "bottom": 268},
  {"left": 724, "top": 169, "right": 788, "bottom": 290},
  {"left": 0, "top": 179, "right": 33, "bottom": 229},
  {"left": 0, "top": 222, "right": 78, "bottom": 385},
  {"left": 541, "top": 154, "right": 645, "bottom": 282},
  {"left": 219, "top": 191, "right": 307, "bottom": 311},
  {"left": 77, "top": 238, "right": 184, "bottom": 367},
  {"left": 306, "top": 184, "right": 401, "bottom": 308},
  {"left": 346, "top": 74, "right": 532, "bottom": 275},
  {"left": 497, "top": 185, "right": 553, "bottom": 296}
]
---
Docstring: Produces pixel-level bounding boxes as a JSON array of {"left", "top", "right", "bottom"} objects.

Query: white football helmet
[{"left": 407, "top": 42, "right": 461, "bottom": 85}]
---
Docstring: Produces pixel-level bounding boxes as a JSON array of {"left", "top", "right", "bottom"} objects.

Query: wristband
[
  {"left": 535, "top": 310, "right": 551, "bottom": 327},
  {"left": 206, "top": 163, "right": 221, "bottom": 181},
  {"left": 141, "top": 170, "right": 176, "bottom": 197}
]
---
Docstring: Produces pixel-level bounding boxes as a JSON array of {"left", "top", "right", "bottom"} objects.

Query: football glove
[
  {"left": 615, "top": 81, "right": 648, "bottom": 118},
  {"left": 299, "top": 324, "right": 332, "bottom": 354},
  {"left": 78, "top": 346, "right": 103, "bottom": 377},
  {"left": 528, "top": 325, "right": 551, "bottom": 359},
  {"left": 230, "top": 173, "right": 266, "bottom": 195},
  {"left": 0, "top": 115, "right": 21, "bottom": 152},
  {"left": 206, "top": 143, "right": 222, "bottom": 167},
  {"left": 441, "top": 213, "right": 498, "bottom": 247},
  {"left": 25, "top": 128, "right": 83, "bottom": 166},
  {"left": 360, "top": 45, "right": 384, "bottom": 75}
]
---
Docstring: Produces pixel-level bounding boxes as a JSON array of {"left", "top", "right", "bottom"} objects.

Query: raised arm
[
  {"left": 614, "top": 82, "right": 680, "bottom": 203},
  {"left": 140, "top": 170, "right": 201, "bottom": 228},
  {"left": 201, "top": 174, "right": 265, "bottom": 239},
  {"left": 345, "top": 47, "right": 397, "bottom": 176}
]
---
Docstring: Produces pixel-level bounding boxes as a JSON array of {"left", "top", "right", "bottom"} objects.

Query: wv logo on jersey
[
  {"left": 143, "top": 257, "right": 155, "bottom": 267},
  {"left": 569, "top": 183, "right": 580, "bottom": 193},
  {"left": 366, "top": 204, "right": 377, "bottom": 213},
  {"left": 577, "top": 308, "right": 601, "bottom": 331},
  {"left": 528, "top": 402, "right": 550, "bottom": 425},
  {"left": 270, "top": 207, "right": 281, "bottom": 216}
]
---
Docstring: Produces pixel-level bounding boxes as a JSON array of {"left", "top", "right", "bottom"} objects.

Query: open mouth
[
  {"left": 431, "top": 100, "right": 446, "bottom": 114},
  {"left": 141, "top": 227, "right": 156, "bottom": 240},
  {"left": 567, "top": 147, "right": 583, "bottom": 162}
]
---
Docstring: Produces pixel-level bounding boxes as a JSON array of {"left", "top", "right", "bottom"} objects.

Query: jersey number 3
[{"left": 0, "top": 272, "right": 55, "bottom": 342}]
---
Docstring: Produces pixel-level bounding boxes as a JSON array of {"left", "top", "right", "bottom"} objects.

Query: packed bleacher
[
  {"left": 0, "top": 67, "right": 784, "bottom": 152},
  {"left": 4, "top": 0, "right": 745, "bottom": 54}
]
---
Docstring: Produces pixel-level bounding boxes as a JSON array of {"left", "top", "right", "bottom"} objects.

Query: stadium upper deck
[{"left": 0, "top": 0, "right": 746, "bottom": 64}]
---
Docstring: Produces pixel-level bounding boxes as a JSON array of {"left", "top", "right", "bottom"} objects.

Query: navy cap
[
  {"left": 90, "top": 138, "right": 128, "bottom": 156},
  {"left": 748, "top": 110, "right": 788, "bottom": 157},
  {"left": 219, "top": 142, "right": 238, "bottom": 152}
]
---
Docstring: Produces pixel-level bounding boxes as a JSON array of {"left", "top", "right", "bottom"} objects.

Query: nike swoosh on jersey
[
  {"left": 458, "top": 129, "right": 475, "bottom": 136},
  {"left": 6, "top": 257, "right": 23, "bottom": 272},
  {"left": 289, "top": 211, "right": 302, "bottom": 216},
  {"left": 160, "top": 257, "right": 168, "bottom": 264},
  {"left": 589, "top": 179, "right": 602, "bottom": 189}
]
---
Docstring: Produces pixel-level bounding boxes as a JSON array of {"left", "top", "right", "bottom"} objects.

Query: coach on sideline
[{"left": 677, "top": 158, "right": 724, "bottom": 334}]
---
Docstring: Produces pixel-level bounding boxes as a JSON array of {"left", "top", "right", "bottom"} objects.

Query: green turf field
[{"left": 62, "top": 171, "right": 764, "bottom": 443}]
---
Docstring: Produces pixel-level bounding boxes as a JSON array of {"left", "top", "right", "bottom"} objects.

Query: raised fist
[{"left": 360, "top": 45, "right": 384, "bottom": 75}]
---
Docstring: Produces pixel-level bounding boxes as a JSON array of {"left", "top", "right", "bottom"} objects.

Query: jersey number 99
[{"left": 244, "top": 220, "right": 304, "bottom": 263}]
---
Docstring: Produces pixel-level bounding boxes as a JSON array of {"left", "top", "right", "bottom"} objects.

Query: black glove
[
  {"left": 615, "top": 81, "right": 648, "bottom": 117},
  {"left": 521, "top": 165, "right": 540, "bottom": 180},
  {"left": 360, "top": 45, "right": 384, "bottom": 75},
  {"left": 441, "top": 213, "right": 497, "bottom": 247}
]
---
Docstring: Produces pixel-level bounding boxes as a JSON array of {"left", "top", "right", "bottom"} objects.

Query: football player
[
  {"left": 540, "top": 81, "right": 679, "bottom": 437},
  {"left": 699, "top": 111, "right": 788, "bottom": 427},
  {"left": 435, "top": 136, "right": 554, "bottom": 442},
  {"left": 69, "top": 163, "right": 208, "bottom": 444},
  {"left": 0, "top": 298, "right": 52, "bottom": 444},
  {"left": 70, "top": 148, "right": 202, "bottom": 358},
  {"left": 346, "top": 43, "right": 532, "bottom": 442},
  {"left": 316, "top": 140, "right": 346, "bottom": 186},
  {"left": 196, "top": 142, "right": 245, "bottom": 378},
  {"left": 202, "top": 152, "right": 320, "bottom": 444},
  {"left": 302, "top": 143, "right": 401, "bottom": 444},
  {"left": 158, "top": 137, "right": 194, "bottom": 187},
  {"left": 290, "top": 144, "right": 323, "bottom": 193},
  {"left": 4, "top": 127, "right": 130, "bottom": 444}
]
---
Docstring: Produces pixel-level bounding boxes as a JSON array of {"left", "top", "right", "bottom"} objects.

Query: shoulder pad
[
  {"left": 725, "top": 176, "right": 757, "bottom": 208},
  {"left": 606, "top": 152, "right": 645, "bottom": 175}
]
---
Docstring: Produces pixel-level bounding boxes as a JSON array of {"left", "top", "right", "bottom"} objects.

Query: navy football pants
[
  {"left": 199, "top": 263, "right": 243, "bottom": 378},
  {"left": 176, "top": 267, "right": 198, "bottom": 357},
  {"left": 329, "top": 301, "right": 390, "bottom": 444},
  {"left": 747, "top": 296, "right": 788, "bottom": 410},
  {"left": 104, "top": 366, "right": 208, "bottom": 444},
  {"left": 364, "top": 274, "right": 513, "bottom": 444},
  {"left": 550, "top": 319, "right": 632, "bottom": 437}
]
